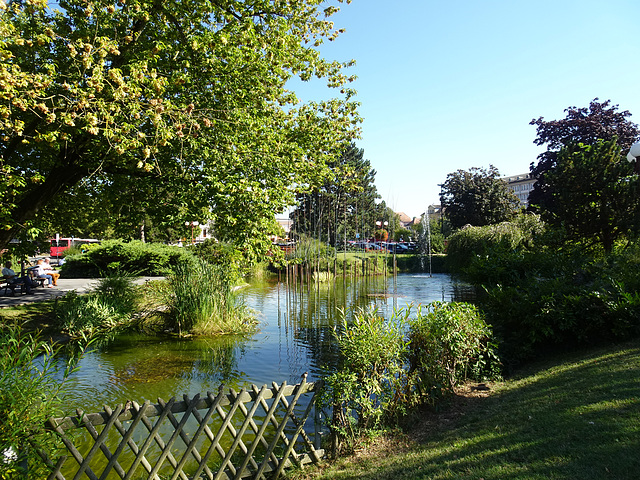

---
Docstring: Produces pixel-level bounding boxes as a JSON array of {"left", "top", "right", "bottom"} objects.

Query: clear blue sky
[{"left": 292, "top": 0, "right": 640, "bottom": 218}]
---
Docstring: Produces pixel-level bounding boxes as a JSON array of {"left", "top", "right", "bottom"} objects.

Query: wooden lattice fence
[{"left": 43, "top": 375, "right": 324, "bottom": 480}]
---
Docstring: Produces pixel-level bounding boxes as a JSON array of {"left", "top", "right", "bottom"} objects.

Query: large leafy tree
[
  {"left": 290, "top": 142, "right": 382, "bottom": 246},
  {"left": 440, "top": 165, "right": 520, "bottom": 230},
  {"left": 0, "top": 0, "right": 360, "bottom": 257},
  {"left": 539, "top": 138, "right": 640, "bottom": 252},
  {"left": 529, "top": 98, "right": 639, "bottom": 210}
]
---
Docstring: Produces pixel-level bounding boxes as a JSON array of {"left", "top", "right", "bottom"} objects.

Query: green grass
[
  {"left": 0, "top": 302, "right": 57, "bottom": 333},
  {"left": 290, "top": 339, "right": 640, "bottom": 480}
]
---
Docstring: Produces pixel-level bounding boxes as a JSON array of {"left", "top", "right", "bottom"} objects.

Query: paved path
[{"left": 0, "top": 277, "right": 163, "bottom": 308}]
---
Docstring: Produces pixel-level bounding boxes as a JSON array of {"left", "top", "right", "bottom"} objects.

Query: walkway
[{"left": 0, "top": 277, "right": 163, "bottom": 308}]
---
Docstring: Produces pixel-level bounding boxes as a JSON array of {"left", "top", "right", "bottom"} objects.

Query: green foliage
[
  {"left": 445, "top": 213, "right": 544, "bottom": 276},
  {"left": 440, "top": 165, "right": 521, "bottom": 230},
  {"left": 0, "top": 0, "right": 360, "bottom": 256},
  {"left": 291, "top": 143, "right": 382, "bottom": 247},
  {"left": 188, "top": 239, "right": 244, "bottom": 277},
  {"left": 60, "top": 240, "right": 196, "bottom": 277},
  {"left": 164, "top": 259, "right": 256, "bottom": 336},
  {"left": 54, "top": 274, "right": 140, "bottom": 342},
  {"left": 0, "top": 324, "right": 86, "bottom": 479},
  {"left": 321, "top": 304, "right": 500, "bottom": 453},
  {"left": 322, "top": 309, "right": 409, "bottom": 452},
  {"left": 530, "top": 98, "right": 639, "bottom": 210},
  {"left": 406, "top": 302, "right": 500, "bottom": 404},
  {"left": 476, "top": 244, "right": 640, "bottom": 367},
  {"left": 535, "top": 138, "right": 640, "bottom": 252}
]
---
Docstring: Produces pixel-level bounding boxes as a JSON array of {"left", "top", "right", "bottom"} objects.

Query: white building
[{"left": 503, "top": 173, "right": 536, "bottom": 206}]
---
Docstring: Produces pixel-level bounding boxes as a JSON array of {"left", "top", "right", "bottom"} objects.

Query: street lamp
[
  {"left": 627, "top": 141, "right": 640, "bottom": 174},
  {"left": 185, "top": 221, "right": 200, "bottom": 244}
]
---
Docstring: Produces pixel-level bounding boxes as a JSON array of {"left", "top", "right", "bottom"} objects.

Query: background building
[{"left": 503, "top": 173, "right": 536, "bottom": 206}]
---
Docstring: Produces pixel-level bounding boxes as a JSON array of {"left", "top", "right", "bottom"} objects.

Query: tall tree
[
  {"left": 529, "top": 98, "right": 639, "bottom": 210},
  {"left": 0, "top": 0, "right": 360, "bottom": 257},
  {"left": 290, "top": 143, "right": 382, "bottom": 246},
  {"left": 440, "top": 165, "right": 520, "bottom": 230},
  {"left": 538, "top": 138, "right": 640, "bottom": 252}
]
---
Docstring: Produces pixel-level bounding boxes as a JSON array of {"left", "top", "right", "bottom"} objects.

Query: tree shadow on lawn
[{"left": 326, "top": 341, "right": 640, "bottom": 480}]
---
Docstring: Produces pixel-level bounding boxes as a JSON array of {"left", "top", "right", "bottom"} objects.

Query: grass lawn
[
  {"left": 290, "top": 339, "right": 640, "bottom": 480},
  {"left": 0, "top": 301, "right": 56, "bottom": 333}
]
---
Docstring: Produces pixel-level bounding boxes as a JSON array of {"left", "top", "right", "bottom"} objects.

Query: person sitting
[
  {"left": 42, "top": 257, "right": 60, "bottom": 286},
  {"left": 1, "top": 261, "right": 33, "bottom": 294},
  {"left": 34, "top": 259, "right": 54, "bottom": 288}
]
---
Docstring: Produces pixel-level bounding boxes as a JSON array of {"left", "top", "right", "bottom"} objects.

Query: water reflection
[{"left": 66, "top": 273, "right": 471, "bottom": 413}]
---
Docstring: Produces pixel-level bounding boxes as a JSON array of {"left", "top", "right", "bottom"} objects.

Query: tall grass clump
[
  {"left": 54, "top": 273, "right": 141, "bottom": 342},
  {"left": 0, "top": 324, "right": 87, "bottom": 479},
  {"left": 165, "top": 260, "right": 255, "bottom": 336},
  {"left": 287, "top": 235, "right": 336, "bottom": 266}
]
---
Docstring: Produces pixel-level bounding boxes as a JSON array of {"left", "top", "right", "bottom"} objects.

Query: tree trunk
[{"left": 0, "top": 164, "right": 87, "bottom": 250}]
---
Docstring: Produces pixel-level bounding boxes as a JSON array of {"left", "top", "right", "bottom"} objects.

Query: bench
[
  {"left": 27, "top": 268, "right": 48, "bottom": 288},
  {"left": 1, "top": 276, "right": 26, "bottom": 296}
]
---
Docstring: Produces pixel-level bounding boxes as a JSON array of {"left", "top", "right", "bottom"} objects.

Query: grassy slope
[{"left": 291, "top": 339, "right": 640, "bottom": 480}]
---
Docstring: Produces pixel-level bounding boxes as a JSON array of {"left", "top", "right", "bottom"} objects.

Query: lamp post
[{"left": 185, "top": 221, "right": 200, "bottom": 244}]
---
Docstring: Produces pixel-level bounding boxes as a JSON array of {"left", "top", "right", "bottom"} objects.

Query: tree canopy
[
  {"left": 440, "top": 165, "right": 520, "bottom": 230},
  {"left": 290, "top": 142, "right": 382, "bottom": 246},
  {"left": 538, "top": 138, "right": 640, "bottom": 252},
  {"left": 529, "top": 98, "right": 639, "bottom": 210},
  {"left": 0, "top": 0, "right": 360, "bottom": 257}
]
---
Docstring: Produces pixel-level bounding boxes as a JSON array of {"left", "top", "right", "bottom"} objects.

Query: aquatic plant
[{"left": 165, "top": 259, "right": 256, "bottom": 336}]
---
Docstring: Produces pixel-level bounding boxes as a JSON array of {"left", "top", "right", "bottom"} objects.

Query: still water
[{"left": 65, "top": 273, "right": 472, "bottom": 413}]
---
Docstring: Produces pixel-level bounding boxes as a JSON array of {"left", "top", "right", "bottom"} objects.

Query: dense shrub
[
  {"left": 188, "top": 239, "right": 244, "bottom": 278},
  {"left": 478, "top": 244, "right": 640, "bottom": 367},
  {"left": 321, "top": 304, "right": 499, "bottom": 453},
  {"left": 321, "top": 309, "right": 408, "bottom": 453},
  {"left": 60, "top": 240, "right": 196, "bottom": 277},
  {"left": 407, "top": 302, "right": 500, "bottom": 404},
  {"left": 445, "top": 213, "right": 544, "bottom": 275}
]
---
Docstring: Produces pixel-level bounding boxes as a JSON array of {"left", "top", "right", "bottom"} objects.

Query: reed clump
[{"left": 165, "top": 259, "right": 256, "bottom": 336}]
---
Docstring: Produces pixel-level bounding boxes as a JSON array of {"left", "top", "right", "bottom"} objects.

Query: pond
[{"left": 65, "top": 273, "right": 474, "bottom": 413}]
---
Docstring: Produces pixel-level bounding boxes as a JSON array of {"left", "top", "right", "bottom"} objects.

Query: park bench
[
  {"left": 1, "top": 276, "right": 26, "bottom": 296},
  {"left": 27, "top": 266, "right": 48, "bottom": 288}
]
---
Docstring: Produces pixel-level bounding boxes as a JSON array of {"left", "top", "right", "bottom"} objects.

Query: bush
[
  {"left": 406, "top": 302, "right": 500, "bottom": 404},
  {"left": 188, "top": 239, "right": 244, "bottom": 277},
  {"left": 321, "top": 309, "right": 409, "bottom": 453},
  {"left": 60, "top": 240, "right": 197, "bottom": 277},
  {"left": 480, "top": 247, "right": 640, "bottom": 367},
  {"left": 446, "top": 213, "right": 544, "bottom": 275},
  {"left": 0, "top": 324, "right": 86, "bottom": 479},
  {"left": 321, "top": 304, "right": 500, "bottom": 454}
]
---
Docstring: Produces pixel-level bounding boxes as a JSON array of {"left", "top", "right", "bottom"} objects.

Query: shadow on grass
[{"left": 312, "top": 340, "right": 640, "bottom": 480}]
